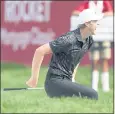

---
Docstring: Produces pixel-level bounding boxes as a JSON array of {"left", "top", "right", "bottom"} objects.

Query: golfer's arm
[
  {"left": 104, "top": 12, "right": 113, "bottom": 16},
  {"left": 31, "top": 43, "right": 52, "bottom": 80},
  {"left": 72, "top": 11, "right": 80, "bottom": 16},
  {"left": 72, "top": 63, "right": 80, "bottom": 79}
]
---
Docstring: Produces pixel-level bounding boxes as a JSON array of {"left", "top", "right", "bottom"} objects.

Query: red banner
[{"left": 1, "top": 1, "right": 113, "bottom": 66}]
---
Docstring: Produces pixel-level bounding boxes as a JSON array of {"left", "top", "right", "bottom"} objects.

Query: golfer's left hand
[{"left": 26, "top": 77, "right": 38, "bottom": 88}]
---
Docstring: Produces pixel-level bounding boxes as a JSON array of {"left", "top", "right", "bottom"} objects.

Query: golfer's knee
[{"left": 91, "top": 89, "right": 98, "bottom": 100}]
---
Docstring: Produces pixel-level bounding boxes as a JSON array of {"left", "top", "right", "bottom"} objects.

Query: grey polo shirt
[{"left": 48, "top": 27, "right": 94, "bottom": 79}]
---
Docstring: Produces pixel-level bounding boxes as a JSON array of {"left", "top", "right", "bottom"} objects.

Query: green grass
[{"left": 1, "top": 63, "right": 114, "bottom": 113}]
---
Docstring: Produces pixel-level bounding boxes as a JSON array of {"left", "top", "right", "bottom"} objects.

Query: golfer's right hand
[{"left": 26, "top": 77, "right": 38, "bottom": 88}]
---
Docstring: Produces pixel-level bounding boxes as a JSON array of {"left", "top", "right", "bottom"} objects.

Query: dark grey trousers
[{"left": 45, "top": 74, "right": 98, "bottom": 100}]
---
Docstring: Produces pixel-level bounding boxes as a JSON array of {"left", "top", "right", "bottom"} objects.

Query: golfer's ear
[{"left": 85, "top": 22, "right": 90, "bottom": 27}]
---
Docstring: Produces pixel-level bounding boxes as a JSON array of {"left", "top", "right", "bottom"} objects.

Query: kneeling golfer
[{"left": 26, "top": 9, "right": 103, "bottom": 100}]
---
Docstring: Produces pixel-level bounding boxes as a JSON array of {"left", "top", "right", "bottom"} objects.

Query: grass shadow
[{"left": 1, "top": 62, "right": 27, "bottom": 70}]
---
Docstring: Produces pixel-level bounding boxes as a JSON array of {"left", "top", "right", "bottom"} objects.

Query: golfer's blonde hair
[
  {"left": 78, "top": 24, "right": 86, "bottom": 28},
  {"left": 78, "top": 21, "right": 92, "bottom": 29}
]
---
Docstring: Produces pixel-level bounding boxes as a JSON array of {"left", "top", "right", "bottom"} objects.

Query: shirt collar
[
  {"left": 75, "top": 27, "right": 84, "bottom": 42},
  {"left": 75, "top": 27, "right": 89, "bottom": 43}
]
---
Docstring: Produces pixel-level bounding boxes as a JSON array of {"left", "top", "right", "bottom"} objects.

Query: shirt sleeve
[{"left": 49, "top": 32, "right": 73, "bottom": 54}]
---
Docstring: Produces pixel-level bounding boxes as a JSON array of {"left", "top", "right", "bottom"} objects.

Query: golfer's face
[{"left": 89, "top": 20, "right": 98, "bottom": 35}]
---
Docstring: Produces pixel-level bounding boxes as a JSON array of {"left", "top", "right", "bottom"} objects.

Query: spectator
[{"left": 70, "top": 0, "right": 113, "bottom": 92}]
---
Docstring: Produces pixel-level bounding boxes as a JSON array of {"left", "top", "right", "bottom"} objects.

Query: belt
[{"left": 46, "top": 73, "right": 71, "bottom": 80}]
